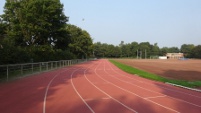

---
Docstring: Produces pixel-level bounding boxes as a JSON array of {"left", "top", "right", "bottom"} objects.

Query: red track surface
[{"left": 0, "top": 59, "right": 201, "bottom": 113}]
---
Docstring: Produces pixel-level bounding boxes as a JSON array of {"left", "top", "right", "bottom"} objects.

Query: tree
[
  {"left": 180, "top": 44, "right": 194, "bottom": 58},
  {"left": 150, "top": 43, "right": 160, "bottom": 56},
  {"left": 67, "top": 24, "right": 93, "bottom": 58},
  {"left": 166, "top": 47, "right": 180, "bottom": 53},
  {"left": 159, "top": 47, "right": 169, "bottom": 56},
  {"left": 1, "top": 0, "right": 68, "bottom": 47},
  {"left": 0, "top": 18, "right": 7, "bottom": 45},
  {"left": 139, "top": 42, "right": 151, "bottom": 58},
  {"left": 0, "top": 0, "right": 73, "bottom": 64},
  {"left": 130, "top": 41, "right": 139, "bottom": 58},
  {"left": 93, "top": 42, "right": 103, "bottom": 58},
  {"left": 191, "top": 45, "right": 201, "bottom": 58}
]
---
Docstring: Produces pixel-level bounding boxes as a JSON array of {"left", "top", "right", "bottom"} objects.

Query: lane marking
[
  {"left": 98, "top": 60, "right": 180, "bottom": 113},
  {"left": 166, "top": 82, "right": 201, "bottom": 92},
  {"left": 145, "top": 99, "right": 180, "bottom": 113},
  {"left": 144, "top": 95, "right": 167, "bottom": 99},
  {"left": 105, "top": 60, "right": 201, "bottom": 108},
  {"left": 43, "top": 68, "right": 72, "bottom": 113},
  {"left": 84, "top": 97, "right": 111, "bottom": 101},
  {"left": 109, "top": 61, "right": 201, "bottom": 99},
  {"left": 71, "top": 64, "right": 95, "bottom": 113},
  {"left": 107, "top": 65, "right": 201, "bottom": 109},
  {"left": 84, "top": 62, "right": 138, "bottom": 113}
]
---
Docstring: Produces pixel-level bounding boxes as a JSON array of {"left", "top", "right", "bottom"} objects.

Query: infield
[{"left": 111, "top": 59, "right": 201, "bottom": 88}]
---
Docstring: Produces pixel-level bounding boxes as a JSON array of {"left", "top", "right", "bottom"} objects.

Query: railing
[{"left": 0, "top": 59, "right": 86, "bottom": 82}]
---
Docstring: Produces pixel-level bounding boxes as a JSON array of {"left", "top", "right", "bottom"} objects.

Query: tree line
[
  {"left": 0, "top": 0, "right": 200, "bottom": 65},
  {"left": 0, "top": 0, "right": 93, "bottom": 64},
  {"left": 94, "top": 41, "right": 201, "bottom": 59}
]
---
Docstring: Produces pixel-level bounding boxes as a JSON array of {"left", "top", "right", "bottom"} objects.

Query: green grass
[{"left": 109, "top": 60, "right": 201, "bottom": 88}]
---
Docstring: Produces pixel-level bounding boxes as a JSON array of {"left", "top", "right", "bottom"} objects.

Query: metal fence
[{"left": 0, "top": 59, "right": 86, "bottom": 82}]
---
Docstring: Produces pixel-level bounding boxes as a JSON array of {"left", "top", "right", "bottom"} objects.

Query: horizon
[{"left": 1, "top": 0, "right": 201, "bottom": 48}]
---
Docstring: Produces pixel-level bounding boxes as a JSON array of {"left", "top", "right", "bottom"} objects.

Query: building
[{"left": 166, "top": 53, "right": 184, "bottom": 59}]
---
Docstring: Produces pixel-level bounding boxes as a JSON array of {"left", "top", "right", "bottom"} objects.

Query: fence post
[
  {"left": 51, "top": 62, "right": 53, "bottom": 69},
  {"left": 7, "top": 65, "right": 8, "bottom": 81},
  {"left": 32, "top": 64, "right": 33, "bottom": 73},
  {"left": 40, "top": 63, "right": 42, "bottom": 72},
  {"left": 21, "top": 65, "right": 23, "bottom": 75},
  {"left": 46, "top": 62, "right": 48, "bottom": 70}
]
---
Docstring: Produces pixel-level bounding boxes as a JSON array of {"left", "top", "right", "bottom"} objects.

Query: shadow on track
[{"left": 0, "top": 62, "right": 93, "bottom": 113}]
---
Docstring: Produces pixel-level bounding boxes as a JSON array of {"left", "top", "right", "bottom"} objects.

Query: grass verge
[{"left": 109, "top": 60, "right": 201, "bottom": 88}]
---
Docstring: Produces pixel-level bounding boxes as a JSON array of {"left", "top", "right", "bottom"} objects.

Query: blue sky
[{"left": 1, "top": 0, "right": 201, "bottom": 47}]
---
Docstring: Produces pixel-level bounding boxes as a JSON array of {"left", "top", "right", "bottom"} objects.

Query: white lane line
[
  {"left": 101, "top": 61, "right": 180, "bottom": 113},
  {"left": 106, "top": 61, "right": 201, "bottom": 108},
  {"left": 166, "top": 82, "right": 201, "bottom": 92},
  {"left": 109, "top": 61, "right": 201, "bottom": 99},
  {"left": 43, "top": 68, "right": 71, "bottom": 113},
  {"left": 145, "top": 99, "right": 180, "bottom": 113},
  {"left": 84, "top": 62, "right": 138, "bottom": 113},
  {"left": 106, "top": 60, "right": 201, "bottom": 108},
  {"left": 144, "top": 96, "right": 167, "bottom": 99},
  {"left": 106, "top": 61, "right": 201, "bottom": 109},
  {"left": 71, "top": 65, "right": 95, "bottom": 113},
  {"left": 85, "top": 97, "right": 111, "bottom": 102}
]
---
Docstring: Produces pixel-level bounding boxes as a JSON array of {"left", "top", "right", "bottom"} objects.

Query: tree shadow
[
  {"left": 153, "top": 82, "right": 201, "bottom": 113},
  {"left": 46, "top": 95, "right": 161, "bottom": 113},
  {"left": 0, "top": 62, "right": 93, "bottom": 113}
]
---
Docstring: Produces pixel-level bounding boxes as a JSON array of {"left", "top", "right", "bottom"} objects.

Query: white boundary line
[
  {"left": 84, "top": 62, "right": 138, "bottom": 113},
  {"left": 106, "top": 61, "right": 201, "bottom": 108},
  {"left": 108, "top": 60, "right": 201, "bottom": 99},
  {"left": 144, "top": 95, "right": 167, "bottom": 99},
  {"left": 165, "top": 82, "right": 201, "bottom": 92},
  {"left": 99, "top": 60, "right": 180, "bottom": 113},
  {"left": 105, "top": 60, "right": 201, "bottom": 108},
  {"left": 71, "top": 65, "right": 95, "bottom": 113},
  {"left": 43, "top": 68, "right": 72, "bottom": 113}
]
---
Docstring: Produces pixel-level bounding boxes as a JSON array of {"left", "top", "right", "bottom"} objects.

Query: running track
[{"left": 0, "top": 59, "right": 201, "bottom": 113}]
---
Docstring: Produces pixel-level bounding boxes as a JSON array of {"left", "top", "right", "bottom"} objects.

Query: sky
[{"left": 0, "top": 0, "right": 201, "bottom": 48}]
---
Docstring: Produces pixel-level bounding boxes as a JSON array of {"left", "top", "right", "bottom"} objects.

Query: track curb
[{"left": 165, "top": 82, "right": 201, "bottom": 93}]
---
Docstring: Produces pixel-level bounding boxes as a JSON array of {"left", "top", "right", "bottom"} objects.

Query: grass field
[{"left": 110, "top": 59, "right": 201, "bottom": 88}]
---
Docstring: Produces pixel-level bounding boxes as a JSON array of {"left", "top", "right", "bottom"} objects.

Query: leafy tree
[
  {"left": 121, "top": 44, "right": 130, "bottom": 57},
  {"left": 94, "top": 42, "right": 120, "bottom": 58},
  {"left": 191, "top": 45, "right": 201, "bottom": 58},
  {"left": 0, "top": 18, "right": 7, "bottom": 45},
  {"left": 0, "top": 0, "right": 75, "bottom": 64},
  {"left": 130, "top": 41, "right": 139, "bottom": 58},
  {"left": 93, "top": 42, "right": 103, "bottom": 58},
  {"left": 138, "top": 42, "right": 151, "bottom": 58},
  {"left": 67, "top": 24, "right": 93, "bottom": 58},
  {"left": 159, "top": 47, "right": 168, "bottom": 56},
  {"left": 1, "top": 0, "right": 68, "bottom": 47},
  {"left": 168, "top": 47, "right": 180, "bottom": 53},
  {"left": 150, "top": 43, "right": 160, "bottom": 56},
  {"left": 180, "top": 44, "right": 194, "bottom": 58}
]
